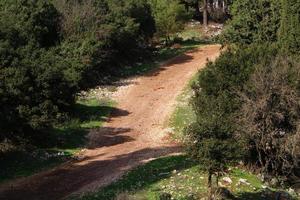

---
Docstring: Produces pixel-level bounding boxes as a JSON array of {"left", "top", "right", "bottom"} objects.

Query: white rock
[
  {"left": 238, "top": 161, "right": 244, "bottom": 165},
  {"left": 239, "top": 178, "right": 251, "bottom": 186},
  {"left": 218, "top": 181, "right": 226, "bottom": 187},
  {"left": 222, "top": 177, "right": 233, "bottom": 184},
  {"left": 288, "top": 188, "right": 295, "bottom": 194}
]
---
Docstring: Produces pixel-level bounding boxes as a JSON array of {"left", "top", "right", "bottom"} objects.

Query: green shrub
[
  {"left": 0, "top": 0, "right": 158, "bottom": 144},
  {"left": 278, "top": 0, "right": 300, "bottom": 53},
  {"left": 149, "top": 0, "right": 191, "bottom": 44},
  {"left": 0, "top": 0, "right": 80, "bottom": 142},
  {"left": 0, "top": 0, "right": 60, "bottom": 48},
  {"left": 237, "top": 57, "right": 300, "bottom": 180},
  {"left": 187, "top": 43, "right": 300, "bottom": 182},
  {"left": 221, "top": 0, "right": 281, "bottom": 45},
  {"left": 186, "top": 44, "right": 280, "bottom": 187},
  {"left": 0, "top": 47, "right": 80, "bottom": 142},
  {"left": 185, "top": 92, "right": 242, "bottom": 194},
  {"left": 55, "top": 0, "right": 156, "bottom": 87}
]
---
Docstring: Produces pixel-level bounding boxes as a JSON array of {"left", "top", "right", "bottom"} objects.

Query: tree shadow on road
[
  {"left": 0, "top": 100, "right": 131, "bottom": 184},
  {"left": 0, "top": 146, "right": 184, "bottom": 200},
  {"left": 87, "top": 127, "right": 134, "bottom": 149}
]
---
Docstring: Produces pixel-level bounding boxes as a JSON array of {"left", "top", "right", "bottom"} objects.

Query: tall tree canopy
[
  {"left": 0, "top": 0, "right": 157, "bottom": 143},
  {"left": 279, "top": 0, "right": 300, "bottom": 53},
  {"left": 221, "top": 0, "right": 281, "bottom": 44}
]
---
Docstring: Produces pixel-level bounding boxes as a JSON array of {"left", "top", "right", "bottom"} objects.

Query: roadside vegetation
[
  {"left": 77, "top": 0, "right": 300, "bottom": 199},
  {"left": 0, "top": 0, "right": 201, "bottom": 149},
  {"left": 184, "top": 0, "right": 300, "bottom": 199},
  {"left": 0, "top": 34, "right": 204, "bottom": 183},
  {"left": 0, "top": 0, "right": 208, "bottom": 183},
  {"left": 1, "top": 0, "right": 300, "bottom": 199},
  {"left": 0, "top": 97, "right": 115, "bottom": 183},
  {"left": 169, "top": 73, "right": 197, "bottom": 142}
]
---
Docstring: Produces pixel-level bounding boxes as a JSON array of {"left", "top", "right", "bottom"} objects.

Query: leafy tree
[
  {"left": 180, "top": 0, "right": 202, "bottom": 20},
  {"left": 55, "top": 0, "right": 156, "bottom": 87},
  {"left": 221, "top": 0, "right": 281, "bottom": 45},
  {"left": 237, "top": 57, "right": 300, "bottom": 180},
  {"left": 0, "top": 0, "right": 157, "bottom": 144},
  {"left": 186, "top": 92, "right": 241, "bottom": 199},
  {"left": 0, "top": 0, "right": 80, "bottom": 142},
  {"left": 149, "top": 0, "right": 190, "bottom": 44},
  {"left": 186, "top": 44, "right": 279, "bottom": 196},
  {"left": 188, "top": 0, "right": 300, "bottom": 188},
  {"left": 180, "top": 0, "right": 232, "bottom": 23},
  {"left": 278, "top": 0, "right": 300, "bottom": 53}
]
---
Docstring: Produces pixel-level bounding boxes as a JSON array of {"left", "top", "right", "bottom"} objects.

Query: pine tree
[
  {"left": 279, "top": 0, "right": 300, "bottom": 53},
  {"left": 221, "top": 0, "right": 281, "bottom": 45}
]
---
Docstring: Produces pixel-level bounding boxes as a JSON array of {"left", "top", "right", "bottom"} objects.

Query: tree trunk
[
  {"left": 208, "top": 171, "right": 213, "bottom": 200},
  {"left": 194, "top": 1, "right": 201, "bottom": 20},
  {"left": 222, "top": 0, "right": 227, "bottom": 13},
  {"left": 203, "top": 0, "right": 208, "bottom": 29}
]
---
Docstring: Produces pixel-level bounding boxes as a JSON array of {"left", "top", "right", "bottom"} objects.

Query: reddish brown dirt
[{"left": 0, "top": 45, "right": 221, "bottom": 200}]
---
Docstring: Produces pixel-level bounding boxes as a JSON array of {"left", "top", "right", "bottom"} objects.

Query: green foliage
[
  {"left": 55, "top": 0, "right": 156, "bottom": 87},
  {"left": 237, "top": 57, "right": 300, "bottom": 179},
  {"left": 75, "top": 155, "right": 194, "bottom": 200},
  {"left": 75, "top": 154, "right": 294, "bottom": 200},
  {"left": 188, "top": 41, "right": 300, "bottom": 181},
  {"left": 221, "top": 0, "right": 281, "bottom": 45},
  {"left": 0, "top": 0, "right": 60, "bottom": 47},
  {"left": 185, "top": 93, "right": 242, "bottom": 183},
  {"left": 0, "top": 0, "right": 157, "bottom": 143},
  {"left": 221, "top": 0, "right": 300, "bottom": 53},
  {"left": 0, "top": 97, "right": 114, "bottom": 182},
  {"left": 0, "top": 0, "right": 80, "bottom": 142},
  {"left": 186, "top": 44, "right": 279, "bottom": 180},
  {"left": 278, "top": 0, "right": 300, "bottom": 53},
  {"left": 149, "top": 0, "right": 191, "bottom": 43}
]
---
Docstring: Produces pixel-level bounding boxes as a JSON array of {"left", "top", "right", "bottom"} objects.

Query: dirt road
[{"left": 0, "top": 44, "right": 221, "bottom": 200}]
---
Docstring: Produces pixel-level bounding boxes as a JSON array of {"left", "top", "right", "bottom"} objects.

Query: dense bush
[
  {"left": 0, "top": 0, "right": 60, "bottom": 48},
  {"left": 0, "top": 0, "right": 158, "bottom": 143},
  {"left": 221, "top": 0, "right": 281, "bottom": 45},
  {"left": 0, "top": 0, "right": 81, "bottom": 142},
  {"left": 237, "top": 57, "right": 300, "bottom": 180},
  {"left": 149, "top": 0, "right": 190, "bottom": 44},
  {"left": 185, "top": 91, "right": 241, "bottom": 193},
  {"left": 278, "top": 0, "right": 300, "bottom": 53},
  {"left": 188, "top": 44, "right": 300, "bottom": 181},
  {"left": 54, "top": 0, "right": 156, "bottom": 87},
  {"left": 186, "top": 44, "right": 279, "bottom": 174},
  {"left": 187, "top": 0, "right": 300, "bottom": 183}
]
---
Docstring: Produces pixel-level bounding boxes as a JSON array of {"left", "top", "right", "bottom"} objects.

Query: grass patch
[
  {"left": 74, "top": 154, "right": 294, "bottom": 200},
  {"left": 0, "top": 98, "right": 115, "bottom": 183},
  {"left": 178, "top": 26, "right": 203, "bottom": 41},
  {"left": 74, "top": 155, "right": 196, "bottom": 200},
  {"left": 169, "top": 72, "right": 198, "bottom": 141}
]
